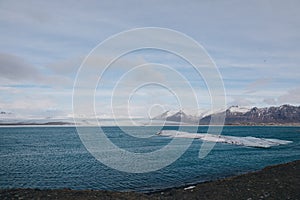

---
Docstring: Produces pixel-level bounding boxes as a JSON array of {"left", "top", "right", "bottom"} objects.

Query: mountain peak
[
  {"left": 153, "top": 109, "right": 199, "bottom": 124},
  {"left": 227, "top": 105, "right": 250, "bottom": 114}
]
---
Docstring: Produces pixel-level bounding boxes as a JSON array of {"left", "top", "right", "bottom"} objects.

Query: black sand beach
[{"left": 1, "top": 160, "right": 299, "bottom": 200}]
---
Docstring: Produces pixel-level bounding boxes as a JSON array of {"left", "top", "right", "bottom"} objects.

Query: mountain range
[
  {"left": 153, "top": 104, "right": 300, "bottom": 125},
  {"left": 1, "top": 104, "right": 299, "bottom": 126}
]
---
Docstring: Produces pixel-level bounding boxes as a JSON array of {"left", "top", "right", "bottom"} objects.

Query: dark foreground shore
[{"left": 1, "top": 160, "right": 299, "bottom": 200}]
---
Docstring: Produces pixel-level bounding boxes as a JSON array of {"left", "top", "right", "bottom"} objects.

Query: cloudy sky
[{"left": 0, "top": 0, "right": 299, "bottom": 120}]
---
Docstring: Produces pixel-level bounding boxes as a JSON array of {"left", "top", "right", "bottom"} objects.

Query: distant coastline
[
  {"left": 0, "top": 122, "right": 74, "bottom": 126},
  {"left": 0, "top": 122, "right": 299, "bottom": 127}
]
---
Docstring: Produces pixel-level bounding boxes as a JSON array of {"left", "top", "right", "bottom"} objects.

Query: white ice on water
[{"left": 157, "top": 130, "right": 292, "bottom": 148}]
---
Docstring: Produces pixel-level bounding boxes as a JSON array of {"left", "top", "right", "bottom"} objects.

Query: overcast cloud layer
[{"left": 0, "top": 0, "right": 299, "bottom": 119}]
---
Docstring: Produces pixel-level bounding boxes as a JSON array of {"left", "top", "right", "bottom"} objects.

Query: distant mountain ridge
[
  {"left": 153, "top": 110, "right": 199, "bottom": 124},
  {"left": 1, "top": 105, "right": 300, "bottom": 126},
  {"left": 203, "top": 104, "right": 300, "bottom": 125},
  {"left": 154, "top": 105, "right": 300, "bottom": 125}
]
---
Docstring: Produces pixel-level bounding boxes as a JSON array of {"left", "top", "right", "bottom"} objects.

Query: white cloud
[{"left": 278, "top": 87, "right": 300, "bottom": 104}]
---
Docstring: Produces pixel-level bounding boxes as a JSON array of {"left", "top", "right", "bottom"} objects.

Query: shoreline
[
  {"left": 1, "top": 160, "right": 299, "bottom": 200},
  {"left": 1, "top": 124, "right": 300, "bottom": 127}
]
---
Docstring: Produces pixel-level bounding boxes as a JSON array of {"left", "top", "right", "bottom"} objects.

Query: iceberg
[{"left": 157, "top": 130, "right": 292, "bottom": 148}]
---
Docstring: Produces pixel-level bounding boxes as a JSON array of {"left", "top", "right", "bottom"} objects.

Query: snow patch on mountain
[{"left": 228, "top": 106, "right": 251, "bottom": 114}]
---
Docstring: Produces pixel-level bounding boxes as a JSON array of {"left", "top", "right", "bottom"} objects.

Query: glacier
[{"left": 157, "top": 130, "right": 292, "bottom": 148}]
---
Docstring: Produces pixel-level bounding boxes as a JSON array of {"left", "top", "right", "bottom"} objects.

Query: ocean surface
[{"left": 0, "top": 126, "right": 299, "bottom": 192}]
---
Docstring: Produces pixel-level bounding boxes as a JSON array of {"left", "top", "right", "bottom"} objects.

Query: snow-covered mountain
[
  {"left": 153, "top": 110, "right": 199, "bottom": 124},
  {"left": 227, "top": 105, "right": 251, "bottom": 114},
  {"left": 154, "top": 105, "right": 300, "bottom": 125},
  {"left": 200, "top": 104, "right": 300, "bottom": 125}
]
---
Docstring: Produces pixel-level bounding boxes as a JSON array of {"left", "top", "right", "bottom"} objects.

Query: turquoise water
[{"left": 0, "top": 126, "right": 299, "bottom": 192}]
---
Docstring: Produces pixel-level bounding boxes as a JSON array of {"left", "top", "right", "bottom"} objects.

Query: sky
[{"left": 0, "top": 0, "right": 300, "bottom": 120}]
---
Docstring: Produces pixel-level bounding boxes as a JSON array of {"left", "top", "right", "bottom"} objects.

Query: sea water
[{"left": 0, "top": 126, "right": 299, "bottom": 192}]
